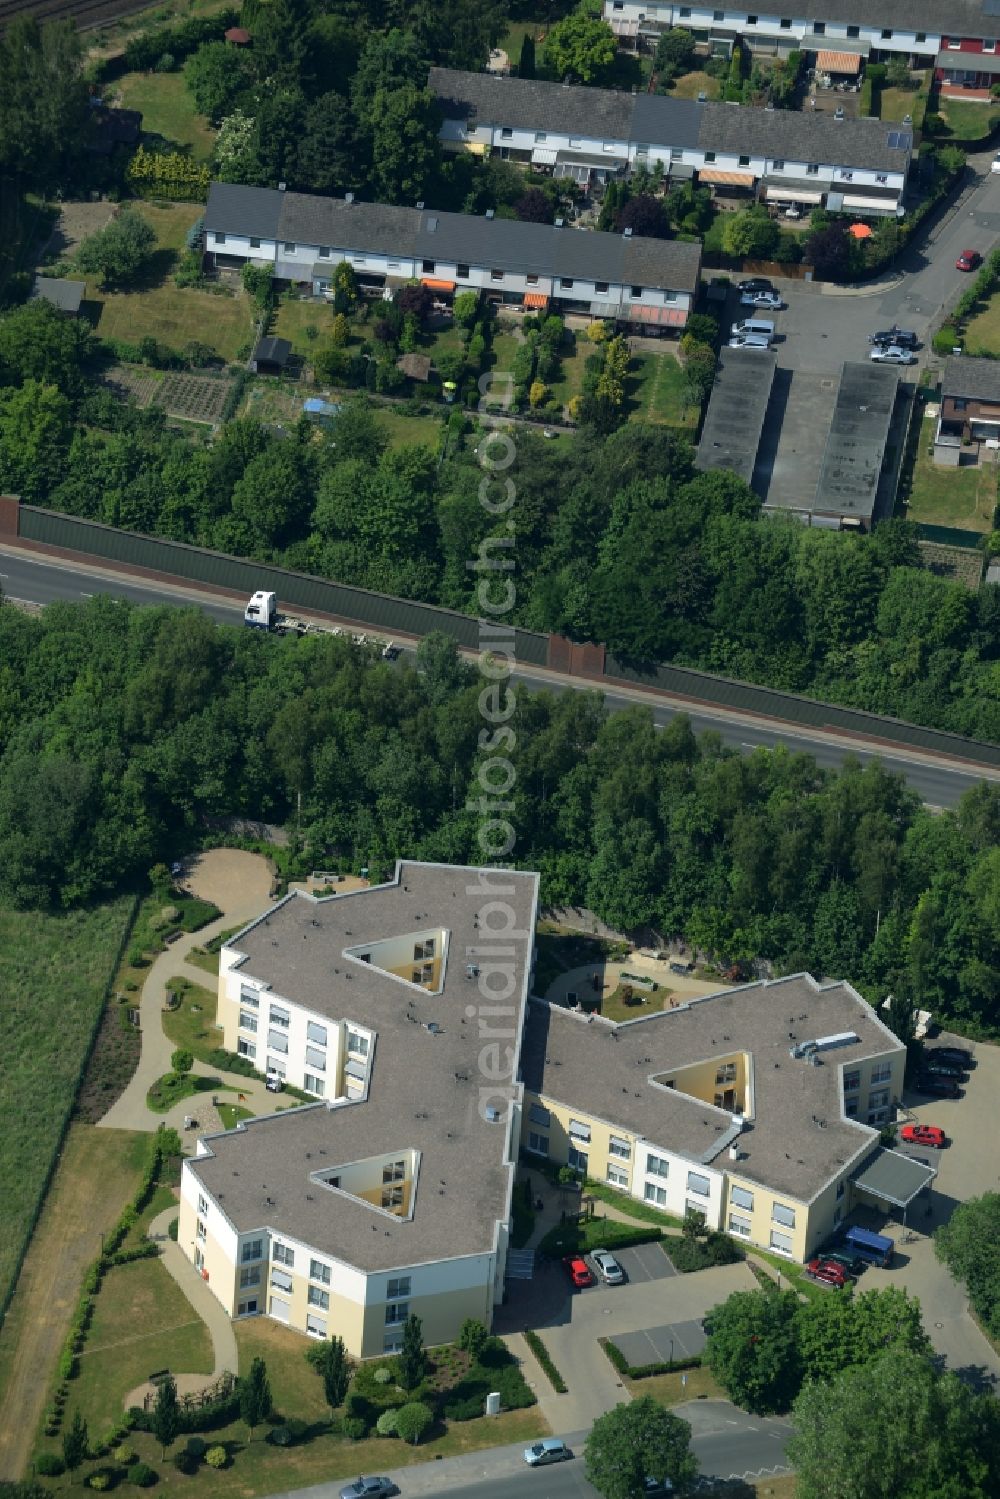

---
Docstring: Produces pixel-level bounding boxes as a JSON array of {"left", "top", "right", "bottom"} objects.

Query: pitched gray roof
[
  {"left": 521, "top": 974, "right": 904, "bottom": 1204},
  {"left": 206, "top": 182, "right": 703, "bottom": 293},
  {"left": 429, "top": 68, "right": 911, "bottom": 174},
  {"left": 797, "top": 0, "right": 997, "bottom": 35},
  {"left": 941, "top": 354, "right": 1000, "bottom": 403}
]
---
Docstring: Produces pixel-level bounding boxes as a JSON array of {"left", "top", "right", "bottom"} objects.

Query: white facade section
[
  {"left": 603, "top": 2, "right": 943, "bottom": 58},
  {"left": 628, "top": 1140, "right": 724, "bottom": 1229}
]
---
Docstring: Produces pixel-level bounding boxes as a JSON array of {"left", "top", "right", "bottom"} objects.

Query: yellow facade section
[
  {"left": 522, "top": 1090, "right": 637, "bottom": 1187},
  {"left": 361, "top": 1284, "right": 493, "bottom": 1358},
  {"left": 655, "top": 1052, "right": 750, "bottom": 1114},
  {"left": 179, "top": 1193, "right": 240, "bottom": 1315},
  {"left": 723, "top": 1174, "right": 810, "bottom": 1262}
]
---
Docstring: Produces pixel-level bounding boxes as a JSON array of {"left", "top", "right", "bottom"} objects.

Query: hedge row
[{"left": 523, "top": 1330, "right": 568, "bottom": 1393}]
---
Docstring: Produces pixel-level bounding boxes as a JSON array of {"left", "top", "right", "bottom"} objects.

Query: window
[
  {"left": 267, "top": 1030, "right": 289, "bottom": 1054},
  {"left": 596, "top": 281, "right": 610, "bottom": 294},
  {"left": 947, "top": 37, "right": 961, "bottom": 48},
  {"left": 603, "top": 142, "right": 617, "bottom": 154},
  {"left": 772, "top": 1203, "right": 796, "bottom": 1228},
  {"left": 647, "top": 1153, "right": 669, "bottom": 1178},
  {"left": 806, "top": 164, "right": 819, "bottom": 175},
  {"left": 837, "top": 1182, "right": 845, "bottom": 1200},
  {"left": 239, "top": 1011, "right": 257, "bottom": 1033},
  {"left": 305, "top": 1046, "right": 326, "bottom": 1072},
  {"left": 569, "top": 1120, "right": 591, "bottom": 1143},
  {"left": 847, "top": 25, "right": 859, "bottom": 38},
  {"left": 916, "top": 32, "right": 926, "bottom": 43},
  {"left": 383, "top": 1160, "right": 405, "bottom": 1183},
  {"left": 770, "top": 1230, "right": 793, "bottom": 1255},
  {"left": 731, "top": 1186, "right": 754, "bottom": 1211},
  {"left": 869, "top": 1088, "right": 890, "bottom": 1110},
  {"left": 645, "top": 1183, "right": 667, "bottom": 1206},
  {"left": 715, "top": 1063, "right": 736, "bottom": 1085},
  {"left": 535, "top": 131, "right": 548, "bottom": 142},
  {"left": 501, "top": 127, "right": 513, "bottom": 139},
  {"left": 713, "top": 9, "right": 723, "bottom": 18},
  {"left": 303, "top": 1073, "right": 325, "bottom": 1097},
  {"left": 687, "top": 1171, "right": 711, "bottom": 1197},
  {"left": 307, "top": 1021, "right": 327, "bottom": 1046},
  {"left": 843, "top": 1071, "right": 860, "bottom": 1093},
  {"left": 738, "top": 154, "right": 750, "bottom": 167},
  {"left": 283, "top": 242, "right": 296, "bottom": 253},
  {"left": 310, "top": 1259, "right": 331, "bottom": 1285},
  {"left": 237, "top": 1038, "right": 256, "bottom": 1059},
  {"left": 387, "top": 260, "right": 400, "bottom": 271},
  {"left": 491, "top": 269, "right": 504, "bottom": 281},
  {"left": 881, "top": 29, "right": 892, "bottom": 39},
  {"left": 568, "top": 1147, "right": 588, "bottom": 1173},
  {"left": 871, "top": 1062, "right": 892, "bottom": 1084},
  {"left": 240, "top": 988, "right": 258, "bottom": 1008},
  {"left": 273, "top": 1242, "right": 294, "bottom": 1267},
  {"left": 267, "top": 1057, "right": 286, "bottom": 1077},
  {"left": 238, "top": 1298, "right": 259, "bottom": 1316},
  {"left": 834, "top": 1205, "right": 843, "bottom": 1225},
  {"left": 239, "top": 1266, "right": 261, "bottom": 1288},
  {"left": 846, "top": 1099, "right": 859, "bottom": 1118},
  {"left": 869, "top": 1108, "right": 888, "bottom": 1125},
  {"left": 569, "top": 137, "right": 582, "bottom": 148},
  {"left": 729, "top": 1213, "right": 751, "bottom": 1237},
  {"left": 527, "top": 1131, "right": 549, "bottom": 1156},
  {"left": 198, "top": 1194, "right": 209, "bottom": 1216},
  {"left": 686, "top": 1201, "right": 707, "bottom": 1224},
  {"left": 346, "top": 1029, "right": 369, "bottom": 1057},
  {"left": 609, "top": 1136, "right": 631, "bottom": 1160},
  {"left": 607, "top": 1164, "right": 629, "bottom": 1188},
  {"left": 561, "top": 278, "right": 575, "bottom": 290},
  {"left": 385, "top": 1302, "right": 408, "bottom": 1324},
  {"left": 269, "top": 1295, "right": 290, "bottom": 1322},
  {"left": 526, "top": 273, "right": 538, "bottom": 285},
  {"left": 953, "top": 398, "right": 967, "bottom": 412},
  {"left": 214, "top": 232, "right": 226, "bottom": 245},
  {"left": 747, "top": 14, "right": 757, "bottom": 24},
  {"left": 704, "top": 151, "right": 716, "bottom": 164},
  {"left": 780, "top": 17, "right": 791, "bottom": 28},
  {"left": 387, "top": 1276, "right": 411, "bottom": 1300},
  {"left": 679, "top": 7, "right": 691, "bottom": 16},
  {"left": 271, "top": 1268, "right": 293, "bottom": 1293},
  {"left": 382, "top": 1186, "right": 404, "bottom": 1209},
  {"left": 318, "top": 246, "right": 331, "bottom": 258},
  {"left": 306, "top": 1314, "right": 327, "bottom": 1337},
  {"left": 813, "top": 21, "right": 825, "bottom": 34},
  {"left": 242, "top": 1239, "right": 263, "bottom": 1264},
  {"left": 250, "top": 236, "right": 261, "bottom": 249},
  {"left": 457, "top": 264, "right": 470, "bottom": 278},
  {"left": 196, "top": 1218, "right": 206, "bottom": 1241},
  {"left": 308, "top": 1286, "right": 330, "bottom": 1310},
  {"left": 636, "top": 143, "right": 650, "bottom": 157},
  {"left": 269, "top": 1006, "right": 289, "bottom": 1029},
  {"left": 529, "top": 1103, "right": 550, "bottom": 1127},
  {"left": 422, "top": 259, "right": 436, "bottom": 273},
  {"left": 631, "top": 285, "right": 643, "bottom": 298},
  {"left": 839, "top": 169, "right": 854, "bottom": 181},
  {"left": 876, "top": 173, "right": 888, "bottom": 184},
  {"left": 384, "top": 1332, "right": 403, "bottom": 1353},
  {"left": 664, "top": 291, "right": 677, "bottom": 302}
]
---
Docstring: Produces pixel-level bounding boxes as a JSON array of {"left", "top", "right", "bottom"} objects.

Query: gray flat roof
[
  {"left": 813, "top": 362, "right": 899, "bottom": 520},
  {"left": 188, "top": 862, "right": 539, "bottom": 1273},
  {"left": 936, "top": 47, "right": 1000, "bottom": 73},
  {"left": 852, "top": 1148, "right": 936, "bottom": 1208},
  {"left": 941, "top": 353, "right": 1000, "bottom": 404},
  {"left": 31, "top": 275, "right": 85, "bottom": 313},
  {"left": 521, "top": 974, "right": 904, "bottom": 1204},
  {"left": 429, "top": 68, "right": 911, "bottom": 175},
  {"left": 696, "top": 346, "right": 777, "bottom": 486}
]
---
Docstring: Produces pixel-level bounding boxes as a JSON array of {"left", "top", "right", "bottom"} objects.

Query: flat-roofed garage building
[{"left": 696, "top": 346, "right": 777, "bottom": 492}]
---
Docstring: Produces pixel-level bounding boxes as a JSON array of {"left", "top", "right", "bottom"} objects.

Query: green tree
[
  {"left": 76, "top": 207, "right": 157, "bottom": 290},
  {"left": 458, "top": 1318, "right": 488, "bottom": 1358},
  {"left": 170, "top": 1048, "right": 193, "bottom": 1074},
  {"left": 296, "top": 90, "right": 356, "bottom": 195},
  {"left": 393, "top": 1401, "right": 433, "bottom": 1444},
  {"left": 935, "top": 1193, "right": 1000, "bottom": 1339},
  {"left": 239, "top": 1355, "right": 272, "bottom": 1438},
  {"left": 796, "top": 1286, "right": 929, "bottom": 1386},
  {"left": 151, "top": 1374, "right": 180, "bottom": 1457},
  {"left": 0, "top": 298, "right": 94, "bottom": 400},
  {"left": 704, "top": 1290, "right": 801, "bottom": 1414},
  {"left": 318, "top": 1335, "right": 350, "bottom": 1411},
  {"left": 654, "top": 27, "right": 696, "bottom": 80},
  {"left": 544, "top": 12, "right": 617, "bottom": 83},
  {"left": 61, "top": 1411, "right": 88, "bottom": 1476},
  {"left": 370, "top": 84, "right": 441, "bottom": 204},
  {"left": 398, "top": 1314, "right": 427, "bottom": 1391},
  {"left": 518, "top": 33, "right": 536, "bottom": 79},
  {"left": 722, "top": 208, "right": 781, "bottom": 259},
  {"left": 0, "top": 17, "right": 90, "bottom": 191},
  {"left": 585, "top": 1396, "right": 698, "bottom": 1499},
  {"left": 886, "top": 55, "right": 912, "bottom": 89},
  {"left": 0, "top": 379, "right": 73, "bottom": 506},
  {"left": 183, "top": 41, "right": 253, "bottom": 123}
]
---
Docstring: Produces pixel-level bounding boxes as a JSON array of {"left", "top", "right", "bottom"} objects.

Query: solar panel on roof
[{"left": 886, "top": 130, "right": 911, "bottom": 150}]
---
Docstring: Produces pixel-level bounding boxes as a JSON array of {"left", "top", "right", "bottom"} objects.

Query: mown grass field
[
  {"left": 904, "top": 414, "right": 996, "bottom": 531},
  {"left": 117, "top": 71, "right": 217, "bottom": 160},
  {"left": 628, "top": 351, "right": 698, "bottom": 428},
  {"left": 0, "top": 897, "right": 135, "bottom": 1317}
]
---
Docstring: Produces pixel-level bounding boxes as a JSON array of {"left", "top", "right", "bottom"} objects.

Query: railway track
[{"left": 0, "top": 0, "right": 155, "bottom": 33}]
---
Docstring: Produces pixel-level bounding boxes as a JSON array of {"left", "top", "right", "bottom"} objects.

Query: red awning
[
  {"left": 523, "top": 292, "right": 549, "bottom": 308},
  {"left": 624, "top": 305, "right": 687, "bottom": 327},
  {"left": 817, "top": 49, "right": 863, "bottom": 74},
  {"left": 421, "top": 278, "right": 456, "bottom": 291}
]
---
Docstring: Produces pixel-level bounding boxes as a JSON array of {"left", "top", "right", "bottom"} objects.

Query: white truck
[{"left": 243, "top": 591, "right": 399, "bottom": 657}]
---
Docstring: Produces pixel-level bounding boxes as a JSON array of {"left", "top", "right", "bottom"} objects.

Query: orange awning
[
  {"left": 698, "top": 169, "right": 756, "bottom": 186},
  {"left": 421, "top": 278, "right": 455, "bottom": 290},
  {"left": 523, "top": 292, "right": 549, "bottom": 308},
  {"left": 817, "top": 49, "right": 862, "bottom": 74}
]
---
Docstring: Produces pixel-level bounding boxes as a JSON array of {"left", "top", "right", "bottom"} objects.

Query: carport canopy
[
  {"left": 816, "top": 47, "right": 866, "bottom": 73},
  {"left": 852, "top": 1147, "right": 936, "bottom": 1209}
]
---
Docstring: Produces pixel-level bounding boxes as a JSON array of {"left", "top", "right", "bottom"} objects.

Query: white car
[
  {"left": 870, "top": 344, "right": 915, "bottom": 365},
  {"left": 992, "top": 151, "right": 1000, "bottom": 174},
  {"left": 524, "top": 1439, "right": 573, "bottom": 1467},
  {"left": 590, "top": 1249, "right": 625, "bottom": 1284}
]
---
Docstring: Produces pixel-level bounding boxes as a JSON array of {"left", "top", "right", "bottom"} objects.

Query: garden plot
[{"left": 152, "top": 372, "right": 235, "bottom": 423}]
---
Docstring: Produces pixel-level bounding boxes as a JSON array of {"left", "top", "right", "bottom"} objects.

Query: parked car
[
  {"left": 870, "top": 344, "right": 916, "bottom": 364},
  {"left": 869, "top": 328, "right": 918, "bottom": 349},
  {"left": 738, "top": 277, "right": 772, "bottom": 293},
  {"left": 806, "top": 1258, "right": 847, "bottom": 1288},
  {"left": 926, "top": 1045, "right": 972, "bottom": 1067},
  {"left": 915, "top": 1075, "right": 961, "bottom": 1099},
  {"left": 381, "top": 641, "right": 400, "bottom": 661},
  {"left": 590, "top": 1249, "right": 625, "bottom": 1285},
  {"left": 729, "top": 333, "right": 773, "bottom": 349},
  {"left": 643, "top": 1480, "right": 674, "bottom": 1496},
  {"left": 741, "top": 290, "right": 784, "bottom": 310},
  {"left": 524, "top": 1440, "right": 573, "bottom": 1467},
  {"left": 992, "top": 151, "right": 1000, "bottom": 174},
  {"left": 339, "top": 1479, "right": 396, "bottom": 1499},
  {"left": 921, "top": 1056, "right": 966, "bottom": 1079},
  {"left": 265, "top": 1068, "right": 284, "bottom": 1093},
  {"left": 956, "top": 249, "right": 981, "bottom": 272},
  {"left": 563, "top": 1255, "right": 595, "bottom": 1288},
  {"left": 821, "top": 1249, "right": 864, "bottom": 1278},
  {"left": 900, "top": 1123, "right": 947, "bottom": 1149}
]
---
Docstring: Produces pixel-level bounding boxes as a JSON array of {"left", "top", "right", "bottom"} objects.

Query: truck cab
[{"left": 245, "top": 590, "right": 276, "bottom": 629}]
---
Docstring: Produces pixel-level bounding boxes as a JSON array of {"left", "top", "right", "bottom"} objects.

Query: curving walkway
[{"left": 122, "top": 1206, "right": 239, "bottom": 1409}]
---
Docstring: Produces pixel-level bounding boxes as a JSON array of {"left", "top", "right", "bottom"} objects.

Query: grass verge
[
  {"left": 538, "top": 1217, "right": 664, "bottom": 1258},
  {"left": 117, "top": 71, "right": 217, "bottom": 160},
  {"left": 163, "top": 974, "right": 222, "bottom": 1060}
]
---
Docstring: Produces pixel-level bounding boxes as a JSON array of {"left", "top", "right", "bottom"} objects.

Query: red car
[
  {"left": 956, "top": 249, "right": 981, "bottom": 272},
  {"left": 806, "top": 1257, "right": 847, "bottom": 1288},
  {"left": 900, "top": 1124, "right": 946, "bottom": 1149},
  {"left": 563, "top": 1255, "right": 595, "bottom": 1288}
]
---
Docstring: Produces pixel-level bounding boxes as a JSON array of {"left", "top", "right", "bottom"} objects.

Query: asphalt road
[{"left": 3, "top": 547, "right": 995, "bottom": 809}]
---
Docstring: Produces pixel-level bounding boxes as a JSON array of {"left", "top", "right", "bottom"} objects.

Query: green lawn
[
  {"left": 902, "top": 414, "right": 996, "bottom": 532},
  {"left": 117, "top": 71, "right": 217, "bottom": 161},
  {"left": 601, "top": 981, "right": 674, "bottom": 1023},
  {"left": 272, "top": 297, "right": 337, "bottom": 356},
  {"left": 218, "top": 1102, "right": 255, "bottom": 1129},
  {"left": 880, "top": 85, "right": 926, "bottom": 127},
  {"left": 959, "top": 291, "right": 1000, "bottom": 358},
  {"left": 163, "top": 975, "right": 223, "bottom": 1062},
  {"left": 670, "top": 70, "right": 722, "bottom": 101},
  {"left": 371, "top": 406, "right": 446, "bottom": 450},
  {"left": 627, "top": 351, "right": 698, "bottom": 427},
  {"left": 69, "top": 1257, "right": 214, "bottom": 1439},
  {"left": 546, "top": 337, "right": 592, "bottom": 412},
  {"left": 0, "top": 898, "right": 135, "bottom": 1317},
  {"left": 539, "top": 1216, "right": 664, "bottom": 1257},
  {"left": 939, "top": 97, "right": 1000, "bottom": 140},
  {"left": 185, "top": 945, "right": 221, "bottom": 978}
]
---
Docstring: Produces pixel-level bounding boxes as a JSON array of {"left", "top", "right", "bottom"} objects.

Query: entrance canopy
[{"left": 852, "top": 1148, "right": 936, "bottom": 1209}]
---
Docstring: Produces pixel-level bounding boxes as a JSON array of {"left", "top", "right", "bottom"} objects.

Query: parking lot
[
  {"left": 601, "top": 1241, "right": 676, "bottom": 1284},
  {"left": 611, "top": 1317, "right": 707, "bottom": 1368}
]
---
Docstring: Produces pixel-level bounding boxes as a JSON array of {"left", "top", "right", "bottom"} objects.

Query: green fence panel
[{"left": 916, "top": 523, "right": 987, "bottom": 552}]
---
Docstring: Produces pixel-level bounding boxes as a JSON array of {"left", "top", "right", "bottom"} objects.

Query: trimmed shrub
[
  {"left": 394, "top": 1402, "right": 434, "bottom": 1445},
  {"left": 113, "top": 1445, "right": 137, "bottom": 1466},
  {"left": 36, "top": 1453, "right": 65, "bottom": 1476},
  {"left": 87, "top": 1471, "right": 113, "bottom": 1491},
  {"left": 204, "top": 1446, "right": 228, "bottom": 1469},
  {"left": 524, "top": 1329, "right": 567, "bottom": 1393},
  {"left": 185, "top": 1437, "right": 206, "bottom": 1459},
  {"left": 174, "top": 1450, "right": 199, "bottom": 1474},
  {"left": 128, "top": 1462, "right": 158, "bottom": 1486},
  {"left": 342, "top": 1417, "right": 367, "bottom": 1441},
  {"left": 373, "top": 1366, "right": 393, "bottom": 1385},
  {"left": 375, "top": 1409, "right": 399, "bottom": 1436}
]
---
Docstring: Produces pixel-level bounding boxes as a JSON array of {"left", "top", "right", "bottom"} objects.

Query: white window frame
[
  {"left": 306, "top": 1314, "right": 327, "bottom": 1337},
  {"left": 644, "top": 1183, "right": 667, "bottom": 1206},
  {"left": 273, "top": 1242, "right": 294, "bottom": 1267},
  {"left": 269, "top": 1006, "right": 290, "bottom": 1029},
  {"left": 307, "top": 1021, "right": 327, "bottom": 1046},
  {"left": 687, "top": 1171, "right": 711, "bottom": 1197},
  {"left": 310, "top": 1259, "right": 331, "bottom": 1284},
  {"left": 607, "top": 1163, "right": 629, "bottom": 1188},
  {"left": 238, "top": 1038, "right": 256, "bottom": 1060},
  {"left": 387, "top": 1276, "right": 411, "bottom": 1300},
  {"left": 271, "top": 1268, "right": 293, "bottom": 1293},
  {"left": 728, "top": 1212, "right": 752, "bottom": 1238},
  {"left": 769, "top": 1230, "right": 793, "bottom": 1256},
  {"left": 303, "top": 1073, "right": 325, "bottom": 1097},
  {"left": 731, "top": 1186, "right": 754, "bottom": 1211},
  {"left": 647, "top": 1153, "right": 669, "bottom": 1178},
  {"left": 239, "top": 1011, "right": 258, "bottom": 1033},
  {"left": 308, "top": 1285, "right": 330, "bottom": 1309},
  {"left": 385, "top": 1301, "right": 408, "bottom": 1325},
  {"left": 609, "top": 1136, "right": 631, "bottom": 1160},
  {"left": 772, "top": 1202, "right": 796, "bottom": 1229}
]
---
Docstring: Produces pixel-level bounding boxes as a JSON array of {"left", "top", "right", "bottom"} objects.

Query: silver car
[
  {"left": 339, "top": 1480, "right": 396, "bottom": 1499},
  {"left": 870, "top": 344, "right": 915, "bottom": 365},
  {"left": 590, "top": 1248, "right": 625, "bottom": 1284},
  {"left": 524, "top": 1439, "right": 573, "bottom": 1466}
]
